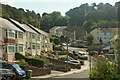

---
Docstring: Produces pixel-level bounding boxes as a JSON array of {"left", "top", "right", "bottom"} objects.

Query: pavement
[{"left": 30, "top": 61, "right": 89, "bottom": 80}]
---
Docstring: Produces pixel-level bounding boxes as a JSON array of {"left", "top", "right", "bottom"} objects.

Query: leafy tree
[
  {"left": 85, "top": 34, "right": 93, "bottom": 45},
  {"left": 53, "top": 38, "right": 60, "bottom": 45}
]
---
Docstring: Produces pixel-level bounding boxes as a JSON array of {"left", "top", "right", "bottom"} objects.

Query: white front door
[{"left": 32, "top": 43, "right": 36, "bottom": 56}]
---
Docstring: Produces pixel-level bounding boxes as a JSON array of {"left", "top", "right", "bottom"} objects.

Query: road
[
  {"left": 30, "top": 47, "right": 92, "bottom": 80},
  {"left": 54, "top": 70, "right": 89, "bottom": 78}
]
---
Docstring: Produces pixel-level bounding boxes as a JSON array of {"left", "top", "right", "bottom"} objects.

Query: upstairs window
[
  {"left": 7, "top": 30, "right": 15, "bottom": 39},
  {"left": 18, "top": 32, "right": 23, "bottom": 39},
  {"left": 37, "top": 35, "right": 40, "bottom": 41},
  {"left": 32, "top": 34, "right": 36, "bottom": 39}
]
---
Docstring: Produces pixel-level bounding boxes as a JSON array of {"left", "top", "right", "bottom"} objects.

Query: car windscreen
[{"left": 12, "top": 64, "right": 22, "bottom": 71}]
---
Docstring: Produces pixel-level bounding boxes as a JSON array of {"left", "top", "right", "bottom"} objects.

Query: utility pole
[{"left": 66, "top": 36, "right": 69, "bottom": 72}]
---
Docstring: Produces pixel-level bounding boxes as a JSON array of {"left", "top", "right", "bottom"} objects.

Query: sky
[{"left": 0, "top": 0, "right": 120, "bottom": 16}]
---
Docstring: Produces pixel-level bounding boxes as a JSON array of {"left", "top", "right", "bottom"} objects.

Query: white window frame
[
  {"left": 18, "top": 32, "right": 23, "bottom": 39},
  {"left": 7, "top": 43, "right": 15, "bottom": 53},
  {"left": 18, "top": 44, "right": 23, "bottom": 53},
  {"left": 7, "top": 29, "right": 15, "bottom": 39},
  {"left": 37, "top": 43, "right": 40, "bottom": 49},
  {"left": 32, "top": 33, "right": 36, "bottom": 39},
  {"left": 37, "top": 35, "right": 40, "bottom": 41}
]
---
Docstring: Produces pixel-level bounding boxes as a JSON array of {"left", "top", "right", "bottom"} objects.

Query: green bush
[
  {"left": 15, "top": 52, "right": 26, "bottom": 60},
  {"left": 15, "top": 52, "right": 45, "bottom": 68}
]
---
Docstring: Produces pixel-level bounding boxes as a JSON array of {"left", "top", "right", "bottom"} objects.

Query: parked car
[
  {"left": 60, "top": 57, "right": 72, "bottom": 61},
  {"left": 61, "top": 43, "right": 66, "bottom": 46},
  {"left": 78, "top": 44, "right": 87, "bottom": 48},
  {"left": 68, "top": 60, "right": 81, "bottom": 69},
  {"left": 1, "top": 62, "right": 26, "bottom": 79},
  {"left": 0, "top": 69, "right": 16, "bottom": 80},
  {"left": 78, "top": 52, "right": 88, "bottom": 60},
  {"left": 73, "top": 50, "right": 79, "bottom": 56}
]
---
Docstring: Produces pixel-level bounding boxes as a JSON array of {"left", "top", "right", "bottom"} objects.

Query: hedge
[{"left": 15, "top": 52, "right": 45, "bottom": 68}]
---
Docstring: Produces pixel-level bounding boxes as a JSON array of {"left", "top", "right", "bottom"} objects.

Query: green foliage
[
  {"left": 15, "top": 52, "right": 45, "bottom": 68},
  {"left": 90, "top": 57, "right": 120, "bottom": 79},
  {"left": 85, "top": 34, "right": 93, "bottom": 45},
  {"left": 53, "top": 38, "right": 60, "bottom": 45},
  {"left": 15, "top": 52, "right": 26, "bottom": 60},
  {"left": 54, "top": 45, "right": 64, "bottom": 51},
  {"left": 66, "top": 2, "right": 118, "bottom": 31}
]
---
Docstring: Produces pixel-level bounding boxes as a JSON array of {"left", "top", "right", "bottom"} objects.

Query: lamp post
[{"left": 66, "top": 36, "right": 69, "bottom": 72}]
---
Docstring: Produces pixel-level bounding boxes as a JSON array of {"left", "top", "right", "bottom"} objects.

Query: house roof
[
  {"left": 98, "top": 28, "right": 118, "bottom": 33},
  {"left": 0, "top": 17, "right": 23, "bottom": 32},
  {"left": 28, "top": 24, "right": 49, "bottom": 36},
  {"left": 9, "top": 19, "right": 37, "bottom": 34}
]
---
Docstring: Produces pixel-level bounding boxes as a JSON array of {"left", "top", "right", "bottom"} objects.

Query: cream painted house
[
  {"left": 9, "top": 19, "right": 41, "bottom": 56},
  {"left": 0, "top": 17, "right": 24, "bottom": 62},
  {"left": 28, "top": 25, "right": 53, "bottom": 52},
  {"left": 90, "top": 28, "right": 118, "bottom": 44}
]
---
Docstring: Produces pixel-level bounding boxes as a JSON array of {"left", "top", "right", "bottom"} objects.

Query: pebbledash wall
[{"left": 1, "top": 17, "right": 53, "bottom": 62}]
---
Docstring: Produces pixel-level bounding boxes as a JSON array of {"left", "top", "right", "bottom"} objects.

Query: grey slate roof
[
  {"left": 0, "top": 17, "right": 23, "bottom": 32},
  {"left": 29, "top": 24, "right": 49, "bottom": 36},
  {"left": 10, "top": 19, "right": 37, "bottom": 34}
]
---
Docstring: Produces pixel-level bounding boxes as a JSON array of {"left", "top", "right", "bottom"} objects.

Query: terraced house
[
  {"left": 8, "top": 19, "right": 40, "bottom": 56},
  {"left": 0, "top": 17, "right": 53, "bottom": 62},
  {"left": 0, "top": 17, "right": 24, "bottom": 62},
  {"left": 28, "top": 25, "right": 52, "bottom": 52}
]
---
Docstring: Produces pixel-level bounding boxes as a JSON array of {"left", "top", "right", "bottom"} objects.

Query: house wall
[
  {"left": 90, "top": 29, "right": 102, "bottom": 44},
  {"left": 17, "top": 32, "right": 25, "bottom": 55},
  {"left": 102, "top": 32, "right": 115, "bottom": 44}
]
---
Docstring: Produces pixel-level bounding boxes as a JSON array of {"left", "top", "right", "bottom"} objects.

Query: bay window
[
  {"left": 7, "top": 30, "right": 15, "bottom": 39},
  {"left": 8, "top": 43, "right": 15, "bottom": 53}
]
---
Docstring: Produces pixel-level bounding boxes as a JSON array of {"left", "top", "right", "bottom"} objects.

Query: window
[
  {"left": 32, "top": 34, "right": 36, "bottom": 39},
  {"left": 37, "top": 43, "right": 40, "bottom": 49},
  {"left": 8, "top": 43, "right": 15, "bottom": 53},
  {"left": 18, "top": 44, "right": 23, "bottom": 52},
  {"left": 104, "top": 33, "right": 106, "bottom": 35},
  {"left": 45, "top": 43, "right": 47, "bottom": 48},
  {"left": 18, "top": 32, "right": 23, "bottom": 39},
  {"left": 48, "top": 44, "right": 50, "bottom": 48},
  {"left": 26, "top": 42, "right": 27, "bottom": 50},
  {"left": 97, "top": 32, "right": 99, "bottom": 35},
  {"left": 32, "top": 43, "right": 36, "bottom": 49},
  {"left": 7, "top": 30, "right": 15, "bottom": 39},
  {"left": 37, "top": 35, "right": 40, "bottom": 41}
]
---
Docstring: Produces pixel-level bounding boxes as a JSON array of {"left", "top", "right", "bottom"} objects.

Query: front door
[{"left": 32, "top": 43, "right": 36, "bottom": 56}]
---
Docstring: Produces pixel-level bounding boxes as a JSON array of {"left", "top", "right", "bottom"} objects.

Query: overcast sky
[{"left": 0, "top": 0, "right": 120, "bottom": 16}]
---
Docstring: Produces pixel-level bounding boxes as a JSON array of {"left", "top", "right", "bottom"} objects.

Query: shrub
[
  {"left": 15, "top": 52, "right": 26, "bottom": 60},
  {"left": 15, "top": 52, "right": 45, "bottom": 68}
]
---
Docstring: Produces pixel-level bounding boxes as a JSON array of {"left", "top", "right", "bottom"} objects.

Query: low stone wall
[{"left": 21, "top": 65, "right": 51, "bottom": 77}]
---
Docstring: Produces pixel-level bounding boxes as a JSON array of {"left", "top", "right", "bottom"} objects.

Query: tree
[
  {"left": 85, "top": 34, "right": 93, "bottom": 46},
  {"left": 53, "top": 38, "right": 60, "bottom": 45}
]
